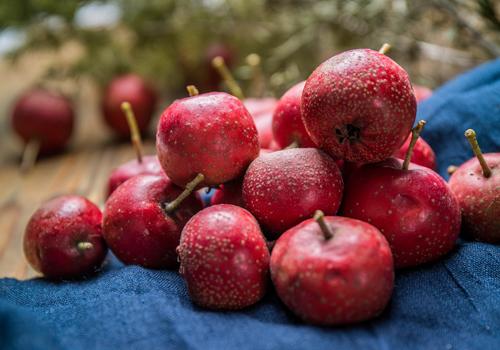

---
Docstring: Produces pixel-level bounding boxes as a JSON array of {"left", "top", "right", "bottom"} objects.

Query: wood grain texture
[{"left": 0, "top": 51, "right": 162, "bottom": 280}]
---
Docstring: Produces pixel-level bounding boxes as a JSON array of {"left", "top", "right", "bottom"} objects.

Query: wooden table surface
[{"left": 0, "top": 51, "right": 163, "bottom": 280}]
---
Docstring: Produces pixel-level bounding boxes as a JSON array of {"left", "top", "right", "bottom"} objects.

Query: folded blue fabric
[
  {"left": 1, "top": 59, "right": 499, "bottom": 350},
  {"left": 418, "top": 58, "right": 500, "bottom": 179}
]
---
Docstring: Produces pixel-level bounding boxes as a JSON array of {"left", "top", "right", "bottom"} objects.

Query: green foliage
[{"left": 1, "top": 0, "right": 499, "bottom": 96}]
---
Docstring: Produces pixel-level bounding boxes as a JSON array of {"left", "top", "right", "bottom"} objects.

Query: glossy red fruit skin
[
  {"left": 107, "top": 155, "right": 163, "bottom": 197},
  {"left": 103, "top": 174, "right": 202, "bottom": 269},
  {"left": 177, "top": 204, "right": 270, "bottom": 310},
  {"left": 243, "top": 148, "right": 344, "bottom": 238},
  {"left": 210, "top": 179, "right": 244, "bottom": 207},
  {"left": 271, "top": 216, "right": 394, "bottom": 325},
  {"left": 244, "top": 98, "right": 277, "bottom": 149},
  {"left": 244, "top": 98, "right": 277, "bottom": 118},
  {"left": 12, "top": 89, "right": 74, "bottom": 154},
  {"left": 23, "top": 195, "right": 106, "bottom": 279},
  {"left": 302, "top": 49, "right": 416, "bottom": 163},
  {"left": 272, "top": 81, "right": 315, "bottom": 148},
  {"left": 449, "top": 153, "right": 500, "bottom": 243},
  {"left": 413, "top": 85, "right": 433, "bottom": 103},
  {"left": 342, "top": 158, "right": 461, "bottom": 268},
  {"left": 210, "top": 150, "right": 272, "bottom": 207},
  {"left": 268, "top": 140, "right": 281, "bottom": 151},
  {"left": 253, "top": 111, "right": 274, "bottom": 149},
  {"left": 156, "top": 92, "right": 260, "bottom": 187},
  {"left": 393, "top": 135, "right": 437, "bottom": 170},
  {"left": 102, "top": 74, "right": 157, "bottom": 137}
]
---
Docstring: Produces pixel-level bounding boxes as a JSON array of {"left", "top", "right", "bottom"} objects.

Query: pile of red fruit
[{"left": 23, "top": 46, "right": 499, "bottom": 326}]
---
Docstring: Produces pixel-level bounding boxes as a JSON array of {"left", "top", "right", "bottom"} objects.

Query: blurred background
[{"left": 0, "top": 0, "right": 499, "bottom": 165}]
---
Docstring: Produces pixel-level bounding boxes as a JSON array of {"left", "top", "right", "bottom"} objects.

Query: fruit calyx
[
  {"left": 465, "top": 129, "right": 491, "bottom": 178},
  {"left": 313, "top": 210, "right": 334, "bottom": 240},
  {"left": 164, "top": 173, "right": 205, "bottom": 213},
  {"left": 335, "top": 124, "right": 361, "bottom": 144},
  {"left": 402, "top": 120, "right": 426, "bottom": 170},
  {"left": 121, "top": 101, "right": 143, "bottom": 163}
]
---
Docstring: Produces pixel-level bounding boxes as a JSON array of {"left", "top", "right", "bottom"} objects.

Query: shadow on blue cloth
[{"left": 1, "top": 59, "right": 499, "bottom": 350}]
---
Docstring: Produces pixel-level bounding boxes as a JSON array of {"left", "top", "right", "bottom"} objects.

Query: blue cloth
[
  {"left": 418, "top": 58, "right": 500, "bottom": 179},
  {"left": 1, "top": 59, "right": 500, "bottom": 350}
]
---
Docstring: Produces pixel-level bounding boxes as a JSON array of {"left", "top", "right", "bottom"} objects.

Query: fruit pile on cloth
[{"left": 1, "top": 58, "right": 499, "bottom": 350}]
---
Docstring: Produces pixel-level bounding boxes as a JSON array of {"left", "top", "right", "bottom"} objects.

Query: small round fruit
[
  {"left": 23, "top": 195, "right": 106, "bottom": 279},
  {"left": 393, "top": 135, "right": 436, "bottom": 170},
  {"left": 210, "top": 179, "right": 244, "bottom": 207},
  {"left": 102, "top": 74, "right": 157, "bottom": 137},
  {"left": 12, "top": 89, "right": 74, "bottom": 154},
  {"left": 243, "top": 148, "right": 343, "bottom": 238},
  {"left": 342, "top": 158, "right": 461, "bottom": 268},
  {"left": 449, "top": 153, "right": 500, "bottom": 243},
  {"left": 302, "top": 49, "right": 416, "bottom": 163},
  {"left": 244, "top": 97, "right": 277, "bottom": 118},
  {"left": 107, "top": 155, "right": 163, "bottom": 196},
  {"left": 271, "top": 215, "right": 394, "bottom": 325},
  {"left": 103, "top": 174, "right": 202, "bottom": 269},
  {"left": 253, "top": 111, "right": 274, "bottom": 149},
  {"left": 413, "top": 85, "right": 432, "bottom": 103},
  {"left": 272, "top": 81, "right": 315, "bottom": 148},
  {"left": 178, "top": 204, "right": 270, "bottom": 310},
  {"left": 156, "top": 92, "right": 260, "bottom": 187}
]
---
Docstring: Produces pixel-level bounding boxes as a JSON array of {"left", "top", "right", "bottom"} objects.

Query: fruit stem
[
  {"left": 77, "top": 242, "right": 93, "bottom": 251},
  {"left": 313, "top": 210, "right": 333, "bottom": 240},
  {"left": 246, "top": 53, "right": 265, "bottom": 97},
  {"left": 164, "top": 173, "right": 205, "bottom": 213},
  {"left": 378, "top": 43, "right": 391, "bottom": 55},
  {"left": 285, "top": 139, "right": 299, "bottom": 149},
  {"left": 447, "top": 165, "right": 458, "bottom": 175},
  {"left": 121, "top": 101, "right": 143, "bottom": 164},
  {"left": 211, "top": 56, "right": 245, "bottom": 99},
  {"left": 20, "top": 139, "right": 41, "bottom": 173},
  {"left": 465, "top": 129, "right": 491, "bottom": 178},
  {"left": 186, "top": 85, "right": 199, "bottom": 97},
  {"left": 402, "top": 120, "right": 426, "bottom": 171}
]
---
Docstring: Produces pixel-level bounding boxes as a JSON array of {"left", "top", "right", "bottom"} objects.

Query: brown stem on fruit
[
  {"left": 402, "top": 120, "right": 426, "bottom": 171},
  {"left": 77, "top": 242, "right": 93, "bottom": 251},
  {"left": 186, "top": 85, "right": 199, "bottom": 97},
  {"left": 20, "top": 139, "right": 41, "bottom": 173},
  {"left": 164, "top": 173, "right": 205, "bottom": 213},
  {"left": 378, "top": 43, "right": 391, "bottom": 55},
  {"left": 246, "top": 53, "right": 265, "bottom": 97},
  {"left": 313, "top": 210, "right": 333, "bottom": 240},
  {"left": 285, "top": 139, "right": 299, "bottom": 149},
  {"left": 465, "top": 129, "right": 491, "bottom": 178},
  {"left": 211, "top": 56, "right": 245, "bottom": 99},
  {"left": 121, "top": 101, "right": 143, "bottom": 163},
  {"left": 447, "top": 165, "right": 458, "bottom": 175}
]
